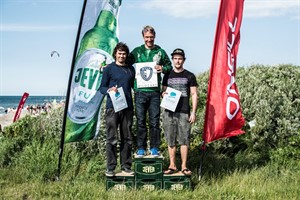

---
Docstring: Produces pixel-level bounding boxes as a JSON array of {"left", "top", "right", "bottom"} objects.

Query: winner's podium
[
  {"left": 106, "top": 155, "right": 191, "bottom": 191},
  {"left": 106, "top": 172, "right": 134, "bottom": 191},
  {"left": 135, "top": 155, "right": 163, "bottom": 190}
]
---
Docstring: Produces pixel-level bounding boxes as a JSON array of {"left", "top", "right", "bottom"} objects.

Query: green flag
[{"left": 63, "top": 0, "right": 122, "bottom": 143}]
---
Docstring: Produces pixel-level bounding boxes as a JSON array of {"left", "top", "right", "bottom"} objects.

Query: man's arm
[
  {"left": 161, "top": 86, "right": 167, "bottom": 97},
  {"left": 99, "top": 68, "right": 110, "bottom": 94},
  {"left": 189, "top": 86, "right": 198, "bottom": 123}
]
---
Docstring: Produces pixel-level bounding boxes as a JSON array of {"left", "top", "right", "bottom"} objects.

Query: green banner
[{"left": 64, "top": 0, "right": 122, "bottom": 143}]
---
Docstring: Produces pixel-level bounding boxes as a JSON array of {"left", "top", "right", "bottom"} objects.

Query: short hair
[
  {"left": 113, "top": 42, "right": 129, "bottom": 60},
  {"left": 142, "top": 25, "right": 156, "bottom": 36}
]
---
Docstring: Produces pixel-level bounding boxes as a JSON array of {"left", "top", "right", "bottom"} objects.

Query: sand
[
  {"left": 0, "top": 102, "right": 64, "bottom": 131},
  {"left": 0, "top": 110, "right": 30, "bottom": 129}
]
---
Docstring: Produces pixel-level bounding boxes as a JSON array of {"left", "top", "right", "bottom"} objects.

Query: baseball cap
[{"left": 171, "top": 48, "right": 185, "bottom": 58}]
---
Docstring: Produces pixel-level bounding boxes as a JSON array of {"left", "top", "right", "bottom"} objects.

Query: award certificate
[
  {"left": 160, "top": 87, "right": 182, "bottom": 112},
  {"left": 135, "top": 62, "right": 158, "bottom": 88},
  {"left": 108, "top": 87, "right": 128, "bottom": 112}
]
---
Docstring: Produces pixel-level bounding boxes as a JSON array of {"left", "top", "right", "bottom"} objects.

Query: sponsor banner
[
  {"left": 13, "top": 92, "right": 29, "bottom": 122},
  {"left": 63, "top": 0, "right": 122, "bottom": 143},
  {"left": 203, "top": 0, "right": 245, "bottom": 144}
]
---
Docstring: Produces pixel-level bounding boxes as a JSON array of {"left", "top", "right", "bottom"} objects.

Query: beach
[
  {"left": 0, "top": 110, "right": 30, "bottom": 128},
  {"left": 0, "top": 96, "right": 65, "bottom": 130}
]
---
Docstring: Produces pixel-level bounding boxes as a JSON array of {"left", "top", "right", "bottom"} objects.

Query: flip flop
[
  {"left": 182, "top": 168, "right": 192, "bottom": 176},
  {"left": 164, "top": 168, "right": 178, "bottom": 174}
]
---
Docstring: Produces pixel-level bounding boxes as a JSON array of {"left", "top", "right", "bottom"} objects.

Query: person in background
[
  {"left": 128, "top": 25, "right": 172, "bottom": 157},
  {"left": 161, "top": 48, "right": 198, "bottom": 176},
  {"left": 100, "top": 42, "right": 135, "bottom": 177}
]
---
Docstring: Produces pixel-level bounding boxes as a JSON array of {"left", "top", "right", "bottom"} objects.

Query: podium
[
  {"left": 106, "top": 155, "right": 191, "bottom": 191},
  {"left": 163, "top": 171, "right": 191, "bottom": 190},
  {"left": 106, "top": 172, "right": 134, "bottom": 191},
  {"left": 134, "top": 155, "right": 163, "bottom": 190}
]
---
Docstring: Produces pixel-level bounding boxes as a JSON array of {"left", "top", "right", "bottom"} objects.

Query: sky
[{"left": 0, "top": 0, "right": 299, "bottom": 96}]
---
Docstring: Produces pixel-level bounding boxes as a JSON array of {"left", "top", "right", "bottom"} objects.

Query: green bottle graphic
[{"left": 65, "top": 0, "right": 122, "bottom": 143}]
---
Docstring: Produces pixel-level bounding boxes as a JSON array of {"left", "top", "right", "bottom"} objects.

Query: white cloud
[
  {"left": 0, "top": 24, "right": 77, "bottom": 32},
  {"left": 244, "top": 0, "right": 300, "bottom": 18},
  {"left": 136, "top": 0, "right": 300, "bottom": 19},
  {"left": 138, "top": 0, "right": 219, "bottom": 19}
]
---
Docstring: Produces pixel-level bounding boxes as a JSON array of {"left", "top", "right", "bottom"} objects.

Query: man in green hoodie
[{"left": 129, "top": 25, "right": 172, "bottom": 157}]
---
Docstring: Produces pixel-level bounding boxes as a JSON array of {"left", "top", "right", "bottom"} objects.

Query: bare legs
[{"left": 167, "top": 144, "right": 188, "bottom": 171}]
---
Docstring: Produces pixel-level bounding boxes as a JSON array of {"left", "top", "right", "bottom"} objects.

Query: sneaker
[
  {"left": 150, "top": 148, "right": 159, "bottom": 157},
  {"left": 136, "top": 149, "right": 145, "bottom": 157},
  {"left": 122, "top": 168, "right": 134, "bottom": 175},
  {"left": 105, "top": 169, "right": 114, "bottom": 177}
]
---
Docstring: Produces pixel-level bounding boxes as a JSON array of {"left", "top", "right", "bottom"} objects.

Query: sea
[{"left": 0, "top": 96, "right": 65, "bottom": 115}]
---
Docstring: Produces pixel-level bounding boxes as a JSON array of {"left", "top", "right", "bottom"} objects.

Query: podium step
[
  {"left": 135, "top": 179, "right": 162, "bottom": 191},
  {"left": 134, "top": 155, "right": 163, "bottom": 180},
  {"left": 163, "top": 172, "right": 191, "bottom": 190},
  {"left": 106, "top": 172, "right": 134, "bottom": 191},
  {"left": 106, "top": 154, "right": 191, "bottom": 190}
]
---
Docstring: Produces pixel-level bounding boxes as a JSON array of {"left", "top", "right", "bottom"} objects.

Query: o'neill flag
[
  {"left": 62, "top": 0, "right": 121, "bottom": 143},
  {"left": 203, "top": 0, "right": 245, "bottom": 144}
]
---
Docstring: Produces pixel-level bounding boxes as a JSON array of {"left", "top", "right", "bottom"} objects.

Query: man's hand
[
  {"left": 155, "top": 65, "right": 163, "bottom": 73},
  {"left": 108, "top": 86, "right": 118, "bottom": 93},
  {"left": 189, "top": 112, "right": 196, "bottom": 124}
]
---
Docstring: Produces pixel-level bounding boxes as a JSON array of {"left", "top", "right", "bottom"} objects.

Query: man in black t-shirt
[{"left": 161, "top": 48, "right": 198, "bottom": 176}]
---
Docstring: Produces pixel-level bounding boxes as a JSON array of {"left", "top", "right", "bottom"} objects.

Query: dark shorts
[{"left": 163, "top": 111, "right": 191, "bottom": 147}]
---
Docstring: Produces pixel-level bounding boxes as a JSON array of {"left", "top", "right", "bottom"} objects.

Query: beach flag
[
  {"left": 13, "top": 92, "right": 29, "bottom": 122},
  {"left": 203, "top": 0, "right": 245, "bottom": 144},
  {"left": 61, "top": 0, "right": 121, "bottom": 144},
  {"left": 58, "top": 0, "right": 121, "bottom": 179}
]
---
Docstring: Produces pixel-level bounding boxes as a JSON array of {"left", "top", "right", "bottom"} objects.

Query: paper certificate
[
  {"left": 134, "top": 62, "right": 158, "bottom": 88},
  {"left": 108, "top": 87, "right": 128, "bottom": 112},
  {"left": 160, "top": 87, "right": 182, "bottom": 112}
]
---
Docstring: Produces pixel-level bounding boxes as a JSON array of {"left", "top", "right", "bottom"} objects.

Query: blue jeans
[{"left": 135, "top": 91, "right": 161, "bottom": 150}]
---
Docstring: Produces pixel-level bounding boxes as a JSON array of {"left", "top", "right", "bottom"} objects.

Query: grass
[{"left": 0, "top": 151, "right": 299, "bottom": 200}]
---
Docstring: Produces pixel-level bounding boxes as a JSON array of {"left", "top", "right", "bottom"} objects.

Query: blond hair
[{"left": 142, "top": 25, "right": 156, "bottom": 36}]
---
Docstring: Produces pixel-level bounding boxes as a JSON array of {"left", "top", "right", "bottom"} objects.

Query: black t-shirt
[{"left": 162, "top": 69, "right": 198, "bottom": 113}]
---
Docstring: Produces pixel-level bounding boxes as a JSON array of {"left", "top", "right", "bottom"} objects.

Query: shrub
[{"left": 192, "top": 64, "right": 300, "bottom": 164}]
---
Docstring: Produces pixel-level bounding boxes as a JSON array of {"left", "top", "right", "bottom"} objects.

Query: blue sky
[{"left": 0, "top": 0, "right": 299, "bottom": 96}]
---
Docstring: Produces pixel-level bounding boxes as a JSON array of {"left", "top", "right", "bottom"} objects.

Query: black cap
[{"left": 171, "top": 48, "right": 185, "bottom": 58}]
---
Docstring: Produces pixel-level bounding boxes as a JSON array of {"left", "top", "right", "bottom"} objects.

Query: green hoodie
[{"left": 129, "top": 44, "right": 172, "bottom": 92}]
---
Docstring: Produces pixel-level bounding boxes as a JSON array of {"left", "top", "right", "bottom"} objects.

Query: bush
[{"left": 192, "top": 64, "right": 300, "bottom": 164}]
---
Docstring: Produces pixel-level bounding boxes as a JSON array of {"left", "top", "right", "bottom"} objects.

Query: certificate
[
  {"left": 134, "top": 62, "right": 158, "bottom": 88},
  {"left": 160, "top": 87, "right": 182, "bottom": 112},
  {"left": 108, "top": 87, "right": 128, "bottom": 112}
]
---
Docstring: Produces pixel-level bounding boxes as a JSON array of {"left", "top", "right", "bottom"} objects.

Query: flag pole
[
  {"left": 198, "top": 141, "right": 206, "bottom": 180},
  {"left": 56, "top": 0, "right": 87, "bottom": 181}
]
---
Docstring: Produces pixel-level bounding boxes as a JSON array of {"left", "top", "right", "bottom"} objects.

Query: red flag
[
  {"left": 203, "top": 0, "right": 245, "bottom": 144},
  {"left": 13, "top": 92, "right": 29, "bottom": 122}
]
